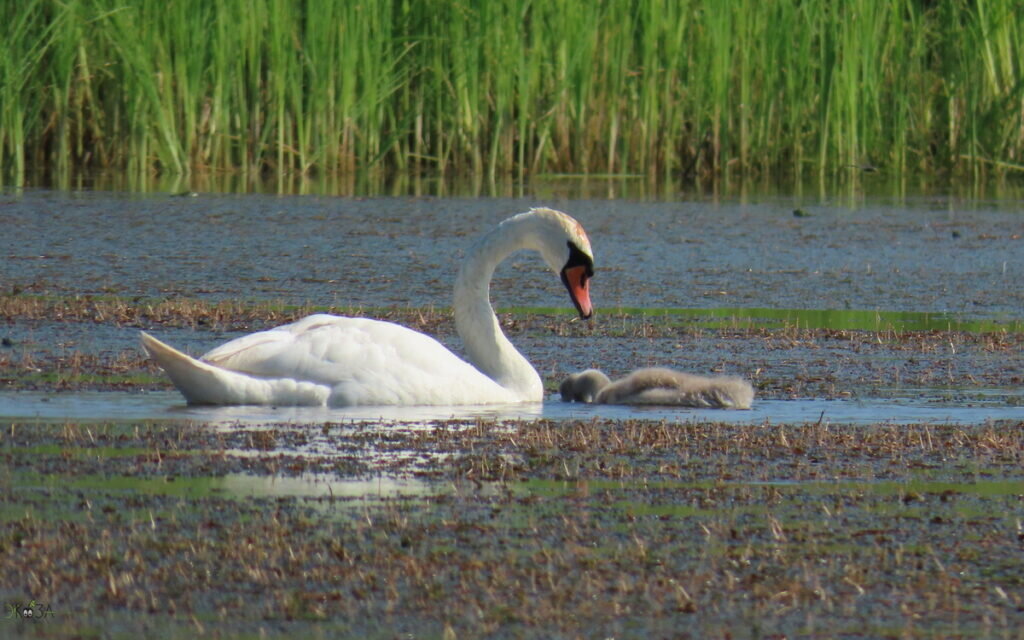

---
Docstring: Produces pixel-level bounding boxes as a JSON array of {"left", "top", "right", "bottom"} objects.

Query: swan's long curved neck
[{"left": 453, "top": 216, "right": 544, "bottom": 401}]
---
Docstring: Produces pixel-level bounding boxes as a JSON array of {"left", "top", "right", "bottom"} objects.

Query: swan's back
[
  {"left": 206, "top": 314, "right": 522, "bottom": 405},
  {"left": 143, "top": 314, "right": 522, "bottom": 406}
]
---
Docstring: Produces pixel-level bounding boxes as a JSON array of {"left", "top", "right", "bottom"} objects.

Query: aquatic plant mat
[{"left": 2, "top": 417, "right": 1023, "bottom": 638}]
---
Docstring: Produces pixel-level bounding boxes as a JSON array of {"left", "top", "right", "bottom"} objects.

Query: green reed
[{"left": 2, "top": 0, "right": 1023, "bottom": 182}]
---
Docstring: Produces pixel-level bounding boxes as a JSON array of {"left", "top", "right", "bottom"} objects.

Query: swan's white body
[
  {"left": 141, "top": 314, "right": 524, "bottom": 406},
  {"left": 560, "top": 367, "right": 754, "bottom": 409},
  {"left": 142, "top": 208, "right": 594, "bottom": 407}
]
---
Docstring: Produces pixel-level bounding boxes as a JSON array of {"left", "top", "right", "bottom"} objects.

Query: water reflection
[
  {"left": 219, "top": 472, "right": 437, "bottom": 499},
  {"left": 168, "top": 400, "right": 546, "bottom": 426},
  {"left": 23, "top": 167, "right": 1024, "bottom": 203}
]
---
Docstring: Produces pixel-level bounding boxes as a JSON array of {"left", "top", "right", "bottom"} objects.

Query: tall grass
[{"left": 2, "top": 0, "right": 1023, "bottom": 182}]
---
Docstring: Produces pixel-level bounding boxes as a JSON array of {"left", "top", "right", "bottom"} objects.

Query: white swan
[
  {"left": 560, "top": 367, "right": 754, "bottom": 409},
  {"left": 141, "top": 207, "right": 594, "bottom": 406}
]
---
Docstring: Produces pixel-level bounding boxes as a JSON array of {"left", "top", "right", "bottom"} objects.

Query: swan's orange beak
[{"left": 561, "top": 265, "right": 593, "bottom": 319}]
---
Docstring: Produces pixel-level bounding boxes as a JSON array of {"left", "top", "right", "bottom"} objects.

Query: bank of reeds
[{"left": 2, "top": 0, "right": 1023, "bottom": 182}]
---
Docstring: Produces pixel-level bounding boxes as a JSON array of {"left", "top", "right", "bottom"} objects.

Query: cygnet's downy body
[{"left": 560, "top": 367, "right": 754, "bottom": 409}]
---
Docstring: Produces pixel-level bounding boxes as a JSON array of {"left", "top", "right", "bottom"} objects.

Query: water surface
[
  {"left": 1, "top": 390, "right": 1018, "bottom": 427},
  {"left": 6, "top": 190, "right": 1022, "bottom": 315}
]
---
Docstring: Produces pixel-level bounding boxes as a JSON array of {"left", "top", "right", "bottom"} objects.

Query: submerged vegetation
[{"left": 2, "top": 0, "right": 1024, "bottom": 183}]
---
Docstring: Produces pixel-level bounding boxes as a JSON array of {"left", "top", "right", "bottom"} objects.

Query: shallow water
[
  {"left": 1, "top": 389, "right": 1019, "bottom": 427},
  {"left": 5, "top": 189, "right": 1023, "bottom": 315}
]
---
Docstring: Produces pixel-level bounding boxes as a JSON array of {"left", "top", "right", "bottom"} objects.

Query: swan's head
[
  {"left": 559, "top": 369, "right": 611, "bottom": 403},
  {"left": 527, "top": 207, "right": 594, "bottom": 319}
]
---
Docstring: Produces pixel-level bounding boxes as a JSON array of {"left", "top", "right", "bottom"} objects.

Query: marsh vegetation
[{"left": 4, "top": 0, "right": 1024, "bottom": 183}]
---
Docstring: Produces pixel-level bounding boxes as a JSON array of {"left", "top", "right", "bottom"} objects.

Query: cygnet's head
[{"left": 559, "top": 369, "right": 611, "bottom": 403}]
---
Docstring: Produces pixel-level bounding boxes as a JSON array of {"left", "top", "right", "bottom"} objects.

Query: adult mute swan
[
  {"left": 141, "top": 207, "right": 594, "bottom": 406},
  {"left": 560, "top": 367, "right": 754, "bottom": 409}
]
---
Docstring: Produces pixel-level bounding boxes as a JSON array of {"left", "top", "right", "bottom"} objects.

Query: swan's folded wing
[
  {"left": 199, "top": 313, "right": 350, "bottom": 369},
  {"left": 199, "top": 314, "right": 506, "bottom": 404},
  {"left": 199, "top": 314, "right": 368, "bottom": 375}
]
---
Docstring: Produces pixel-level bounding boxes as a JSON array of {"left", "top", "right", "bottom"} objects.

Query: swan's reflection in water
[
  {"left": 170, "top": 399, "right": 546, "bottom": 428},
  {"left": 218, "top": 472, "right": 439, "bottom": 500}
]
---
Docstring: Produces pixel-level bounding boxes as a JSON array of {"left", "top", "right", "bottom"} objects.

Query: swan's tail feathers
[
  {"left": 140, "top": 332, "right": 330, "bottom": 406},
  {"left": 139, "top": 332, "right": 247, "bottom": 405},
  {"left": 140, "top": 331, "right": 232, "bottom": 404}
]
